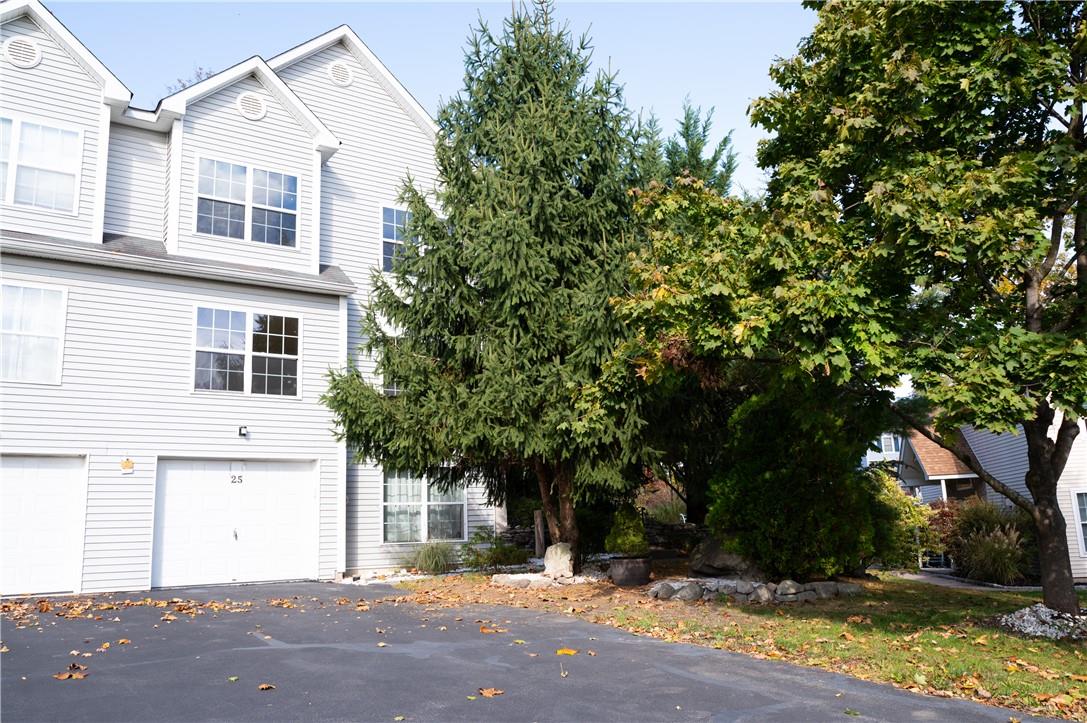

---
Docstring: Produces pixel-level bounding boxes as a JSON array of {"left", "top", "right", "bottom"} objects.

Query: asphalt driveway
[{"left": 0, "top": 581, "right": 1055, "bottom": 722}]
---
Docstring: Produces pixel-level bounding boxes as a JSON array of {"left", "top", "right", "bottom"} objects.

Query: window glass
[
  {"left": 2, "top": 118, "right": 81, "bottom": 212},
  {"left": 251, "top": 313, "right": 299, "bottom": 396},
  {"left": 193, "top": 306, "right": 245, "bottom": 392},
  {"left": 0, "top": 118, "right": 11, "bottom": 200},
  {"left": 384, "top": 471, "right": 422, "bottom": 543},
  {"left": 382, "top": 207, "right": 412, "bottom": 272},
  {"left": 427, "top": 483, "right": 465, "bottom": 541},
  {"left": 1079, "top": 492, "right": 1087, "bottom": 553},
  {"left": 196, "top": 198, "right": 245, "bottom": 239},
  {"left": 0, "top": 284, "right": 65, "bottom": 383}
]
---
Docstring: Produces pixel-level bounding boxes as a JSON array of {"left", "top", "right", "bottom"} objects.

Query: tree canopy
[
  {"left": 615, "top": 1, "right": 1086, "bottom": 611},
  {"left": 322, "top": 1, "right": 645, "bottom": 560}
]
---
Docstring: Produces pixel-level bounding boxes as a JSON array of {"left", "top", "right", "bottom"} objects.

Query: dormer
[
  {"left": 0, "top": 0, "right": 131, "bottom": 243},
  {"left": 135, "top": 57, "right": 338, "bottom": 275}
]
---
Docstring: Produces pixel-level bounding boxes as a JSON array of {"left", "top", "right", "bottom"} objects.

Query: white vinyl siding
[
  {"left": 278, "top": 43, "right": 494, "bottom": 572},
  {"left": 176, "top": 76, "right": 315, "bottom": 272},
  {"left": 0, "top": 256, "right": 343, "bottom": 592},
  {"left": 104, "top": 125, "right": 168, "bottom": 239},
  {"left": 0, "top": 14, "right": 102, "bottom": 241}
]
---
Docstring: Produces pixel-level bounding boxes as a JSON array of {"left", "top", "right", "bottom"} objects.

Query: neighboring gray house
[
  {"left": 895, "top": 420, "right": 1087, "bottom": 583},
  {"left": 0, "top": 0, "right": 495, "bottom": 596}
]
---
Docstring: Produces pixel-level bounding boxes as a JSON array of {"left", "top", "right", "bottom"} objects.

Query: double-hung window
[
  {"left": 196, "top": 158, "right": 298, "bottom": 247},
  {"left": 880, "top": 433, "right": 901, "bottom": 454},
  {"left": 193, "top": 306, "right": 300, "bottom": 396},
  {"left": 0, "top": 116, "right": 83, "bottom": 213},
  {"left": 1075, "top": 491, "right": 1087, "bottom": 556},
  {"left": 382, "top": 207, "right": 411, "bottom": 272},
  {"left": 0, "top": 283, "right": 67, "bottom": 384},
  {"left": 383, "top": 470, "right": 466, "bottom": 543}
]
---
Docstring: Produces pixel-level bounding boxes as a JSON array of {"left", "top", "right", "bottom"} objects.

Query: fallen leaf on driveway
[
  {"left": 478, "top": 688, "right": 504, "bottom": 698},
  {"left": 466, "top": 696, "right": 477, "bottom": 701},
  {"left": 52, "top": 671, "right": 86, "bottom": 680},
  {"left": 258, "top": 683, "right": 276, "bottom": 691},
  {"left": 100, "top": 642, "right": 110, "bottom": 649},
  {"left": 587, "top": 650, "right": 597, "bottom": 656},
  {"left": 118, "top": 639, "right": 130, "bottom": 645},
  {"left": 556, "top": 648, "right": 578, "bottom": 656},
  {"left": 68, "top": 663, "right": 87, "bottom": 671},
  {"left": 394, "top": 716, "right": 405, "bottom": 721},
  {"left": 480, "top": 625, "right": 507, "bottom": 634},
  {"left": 0, "top": 644, "right": 9, "bottom": 653},
  {"left": 227, "top": 676, "right": 239, "bottom": 683},
  {"left": 68, "top": 650, "right": 80, "bottom": 656},
  {"left": 377, "top": 642, "right": 388, "bottom": 648},
  {"left": 560, "top": 663, "right": 569, "bottom": 678},
  {"left": 513, "top": 639, "right": 526, "bottom": 645}
]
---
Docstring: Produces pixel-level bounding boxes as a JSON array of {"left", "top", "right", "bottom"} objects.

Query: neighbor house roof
[
  {"left": 1, "top": 0, "right": 131, "bottom": 105},
  {"left": 904, "top": 429, "right": 976, "bottom": 480},
  {"left": 267, "top": 24, "right": 438, "bottom": 138},
  {"left": 0, "top": 230, "right": 355, "bottom": 297}
]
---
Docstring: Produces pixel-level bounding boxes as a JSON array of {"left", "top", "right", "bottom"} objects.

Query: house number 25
[{"left": 230, "top": 475, "right": 244, "bottom": 484}]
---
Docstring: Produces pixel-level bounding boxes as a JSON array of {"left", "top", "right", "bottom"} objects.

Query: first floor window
[
  {"left": 1077, "top": 492, "right": 1087, "bottom": 555},
  {"left": 383, "top": 471, "right": 466, "bottom": 543},
  {"left": 192, "top": 306, "right": 300, "bottom": 396},
  {"left": 1, "top": 116, "right": 82, "bottom": 213},
  {"left": 1, "top": 283, "right": 67, "bottom": 383}
]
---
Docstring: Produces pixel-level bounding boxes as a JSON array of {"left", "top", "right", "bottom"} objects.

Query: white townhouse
[{"left": 0, "top": 0, "right": 496, "bottom": 596}]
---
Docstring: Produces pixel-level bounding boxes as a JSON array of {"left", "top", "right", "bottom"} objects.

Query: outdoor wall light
[{"left": 238, "top": 426, "right": 249, "bottom": 438}]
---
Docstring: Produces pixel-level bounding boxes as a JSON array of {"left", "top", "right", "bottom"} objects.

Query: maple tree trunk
[{"left": 1031, "top": 483, "right": 1080, "bottom": 614}]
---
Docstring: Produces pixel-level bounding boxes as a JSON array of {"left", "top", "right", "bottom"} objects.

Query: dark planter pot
[{"left": 609, "top": 556, "right": 652, "bottom": 587}]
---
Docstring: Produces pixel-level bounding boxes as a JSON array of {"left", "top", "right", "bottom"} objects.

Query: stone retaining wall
[{"left": 648, "top": 578, "right": 862, "bottom": 604}]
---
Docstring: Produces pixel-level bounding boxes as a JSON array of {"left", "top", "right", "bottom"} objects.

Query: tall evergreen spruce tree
[{"left": 322, "top": 1, "right": 641, "bottom": 562}]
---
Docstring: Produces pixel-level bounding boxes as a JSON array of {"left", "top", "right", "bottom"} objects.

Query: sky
[{"left": 51, "top": 1, "right": 816, "bottom": 194}]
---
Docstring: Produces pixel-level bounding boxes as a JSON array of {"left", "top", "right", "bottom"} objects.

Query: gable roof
[
  {"left": 147, "top": 56, "right": 340, "bottom": 160},
  {"left": 903, "top": 429, "right": 976, "bottom": 480},
  {"left": 1, "top": 0, "right": 130, "bottom": 105},
  {"left": 267, "top": 25, "right": 438, "bottom": 138}
]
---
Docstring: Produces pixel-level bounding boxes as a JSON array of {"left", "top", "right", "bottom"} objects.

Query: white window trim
[
  {"left": 382, "top": 472, "right": 469, "bottom": 545},
  {"left": 188, "top": 303, "right": 304, "bottom": 399},
  {"left": 0, "top": 112, "right": 84, "bottom": 217},
  {"left": 191, "top": 154, "right": 302, "bottom": 251},
  {"left": 1070, "top": 487, "right": 1087, "bottom": 558},
  {"left": 0, "top": 280, "right": 69, "bottom": 385}
]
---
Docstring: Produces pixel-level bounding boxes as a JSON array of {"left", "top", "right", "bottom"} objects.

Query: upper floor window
[
  {"left": 1, "top": 283, "right": 67, "bottom": 384},
  {"left": 880, "top": 433, "right": 901, "bottom": 454},
  {"left": 196, "top": 158, "right": 298, "bottom": 247},
  {"left": 0, "top": 116, "right": 82, "bottom": 213},
  {"left": 193, "top": 305, "right": 300, "bottom": 396},
  {"left": 382, "top": 207, "right": 411, "bottom": 272}
]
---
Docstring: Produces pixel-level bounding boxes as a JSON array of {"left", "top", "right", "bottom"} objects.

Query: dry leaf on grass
[{"left": 478, "top": 688, "right": 504, "bottom": 698}]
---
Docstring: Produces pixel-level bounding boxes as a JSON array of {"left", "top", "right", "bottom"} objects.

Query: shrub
[
  {"left": 646, "top": 497, "right": 687, "bottom": 525},
  {"left": 406, "top": 542, "right": 456, "bottom": 574},
  {"left": 945, "top": 499, "right": 1035, "bottom": 582},
  {"left": 871, "top": 474, "right": 941, "bottom": 570},
  {"left": 957, "top": 525, "right": 1026, "bottom": 585},
  {"left": 604, "top": 506, "right": 650, "bottom": 557},
  {"left": 507, "top": 496, "right": 541, "bottom": 528},
  {"left": 462, "top": 529, "right": 530, "bottom": 571}
]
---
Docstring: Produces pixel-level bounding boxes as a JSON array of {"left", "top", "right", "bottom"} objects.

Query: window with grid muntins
[
  {"left": 195, "top": 158, "right": 298, "bottom": 247},
  {"left": 252, "top": 314, "right": 299, "bottom": 396},
  {"left": 194, "top": 307, "right": 246, "bottom": 391},
  {"left": 1078, "top": 493, "right": 1087, "bottom": 555},
  {"left": 382, "top": 207, "right": 411, "bottom": 272},
  {"left": 1, "top": 116, "right": 82, "bottom": 213}
]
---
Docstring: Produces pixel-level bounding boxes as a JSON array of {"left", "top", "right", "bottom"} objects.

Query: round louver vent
[
  {"left": 327, "top": 61, "right": 354, "bottom": 87},
  {"left": 235, "top": 91, "right": 267, "bottom": 121},
  {"left": 3, "top": 37, "right": 42, "bottom": 69}
]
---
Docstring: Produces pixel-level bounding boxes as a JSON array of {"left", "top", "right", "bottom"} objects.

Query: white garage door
[
  {"left": 152, "top": 459, "right": 317, "bottom": 588},
  {"left": 1, "top": 456, "right": 84, "bottom": 596}
]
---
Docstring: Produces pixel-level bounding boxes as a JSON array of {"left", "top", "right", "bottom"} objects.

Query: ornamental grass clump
[{"left": 406, "top": 542, "right": 457, "bottom": 575}]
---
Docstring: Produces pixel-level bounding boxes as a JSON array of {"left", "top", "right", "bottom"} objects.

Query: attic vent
[
  {"left": 235, "top": 91, "right": 267, "bottom": 121},
  {"left": 327, "top": 61, "right": 354, "bottom": 88},
  {"left": 3, "top": 37, "right": 42, "bottom": 69}
]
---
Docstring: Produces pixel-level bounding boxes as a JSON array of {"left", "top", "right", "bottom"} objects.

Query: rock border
[{"left": 648, "top": 578, "right": 862, "bottom": 604}]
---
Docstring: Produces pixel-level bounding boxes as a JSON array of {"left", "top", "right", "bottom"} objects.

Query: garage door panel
[
  {"left": 1, "top": 456, "right": 84, "bottom": 596},
  {"left": 152, "top": 459, "right": 316, "bottom": 588}
]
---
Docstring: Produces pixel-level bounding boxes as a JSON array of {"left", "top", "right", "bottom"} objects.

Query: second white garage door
[{"left": 152, "top": 459, "right": 317, "bottom": 588}]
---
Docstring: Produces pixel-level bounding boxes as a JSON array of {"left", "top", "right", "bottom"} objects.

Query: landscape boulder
[
  {"left": 674, "top": 582, "right": 705, "bottom": 602},
  {"left": 776, "top": 579, "right": 802, "bottom": 596},
  {"left": 806, "top": 581, "right": 839, "bottom": 600},
  {"left": 543, "top": 543, "right": 574, "bottom": 579},
  {"left": 689, "top": 537, "right": 763, "bottom": 579}
]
